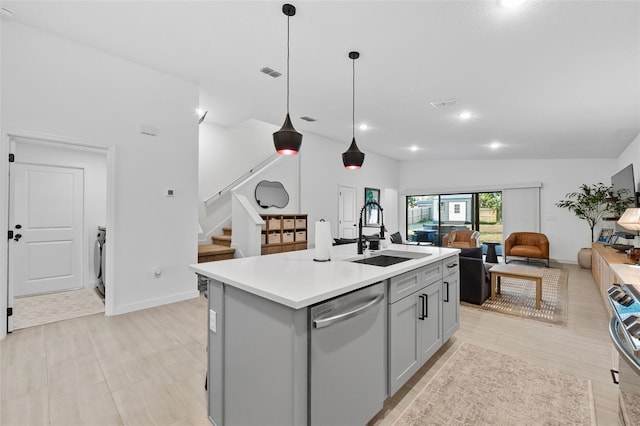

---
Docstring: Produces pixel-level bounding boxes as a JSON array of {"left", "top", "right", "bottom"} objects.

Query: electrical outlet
[{"left": 209, "top": 309, "right": 216, "bottom": 333}]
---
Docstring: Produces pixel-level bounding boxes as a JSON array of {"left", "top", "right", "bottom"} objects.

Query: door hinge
[
  {"left": 7, "top": 307, "right": 13, "bottom": 317},
  {"left": 8, "top": 230, "right": 13, "bottom": 240},
  {"left": 8, "top": 153, "right": 14, "bottom": 162}
]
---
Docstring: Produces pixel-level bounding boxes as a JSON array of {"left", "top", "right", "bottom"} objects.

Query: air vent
[
  {"left": 300, "top": 116, "right": 316, "bottom": 122},
  {"left": 1, "top": 7, "right": 14, "bottom": 18},
  {"left": 429, "top": 98, "right": 458, "bottom": 109},
  {"left": 260, "top": 67, "right": 282, "bottom": 78}
]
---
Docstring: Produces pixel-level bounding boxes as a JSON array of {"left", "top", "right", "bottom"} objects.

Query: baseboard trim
[{"left": 110, "top": 289, "right": 200, "bottom": 316}]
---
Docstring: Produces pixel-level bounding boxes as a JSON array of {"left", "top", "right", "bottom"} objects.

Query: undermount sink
[
  {"left": 350, "top": 250, "right": 431, "bottom": 267},
  {"left": 376, "top": 250, "right": 431, "bottom": 260},
  {"left": 351, "top": 255, "right": 412, "bottom": 267}
]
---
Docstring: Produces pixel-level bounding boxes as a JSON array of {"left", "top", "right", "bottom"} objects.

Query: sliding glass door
[{"left": 406, "top": 192, "right": 502, "bottom": 247}]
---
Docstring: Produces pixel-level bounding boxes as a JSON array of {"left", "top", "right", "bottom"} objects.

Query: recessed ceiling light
[
  {"left": 359, "top": 123, "right": 369, "bottom": 131},
  {"left": 489, "top": 141, "right": 501, "bottom": 150},
  {"left": 458, "top": 111, "right": 473, "bottom": 120},
  {"left": 409, "top": 145, "right": 420, "bottom": 152},
  {"left": 1, "top": 7, "right": 14, "bottom": 18},
  {"left": 429, "top": 99, "right": 458, "bottom": 109},
  {"left": 196, "top": 108, "right": 205, "bottom": 116},
  {"left": 500, "top": 0, "right": 527, "bottom": 8}
]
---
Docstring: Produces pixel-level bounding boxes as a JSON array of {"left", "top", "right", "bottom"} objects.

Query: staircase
[{"left": 198, "top": 227, "right": 235, "bottom": 263}]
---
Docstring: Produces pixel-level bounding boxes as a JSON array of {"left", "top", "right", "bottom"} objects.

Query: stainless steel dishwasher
[{"left": 309, "top": 281, "right": 386, "bottom": 426}]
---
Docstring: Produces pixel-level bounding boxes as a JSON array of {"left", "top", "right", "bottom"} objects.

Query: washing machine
[{"left": 94, "top": 227, "right": 106, "bottom": 297}]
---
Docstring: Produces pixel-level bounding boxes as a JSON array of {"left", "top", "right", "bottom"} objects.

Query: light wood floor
[
  {"left": 371, "top": 262, "right": 618, "bottom": 425},
  {"left": 0, "top": 263, "right": 618, "bottom": 425}
]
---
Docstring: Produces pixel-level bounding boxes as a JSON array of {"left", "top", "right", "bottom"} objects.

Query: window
[{"left": 406, "top": 192, "right": 502, "bottom": 246}]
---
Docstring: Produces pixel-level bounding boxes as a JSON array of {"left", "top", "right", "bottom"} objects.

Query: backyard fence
[{"left": 407, "top": 207, "right": 431, "bottom": 224}]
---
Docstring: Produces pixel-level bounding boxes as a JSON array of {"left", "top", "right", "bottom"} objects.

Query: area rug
[
  {"left": 13, "top": 287, "right": 104, "bottom": 330},
  {"left": 462, "top": 266, "right": 569, "bottom": 326},
  {"left": 394, "top": 343, "right": 596, "bottom": 426}
]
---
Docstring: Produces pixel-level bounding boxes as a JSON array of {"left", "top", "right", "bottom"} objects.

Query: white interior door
[
  {"left": 339, "top": 186, "right": 357, "bottom": 238},
  {"left": 9, "top": 163, "right": 84, "bottom": 297}
]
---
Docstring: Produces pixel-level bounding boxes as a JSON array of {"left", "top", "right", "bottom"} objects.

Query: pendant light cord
[
  {"left": 352, "top": 57, "right": 355, "bottom": 139},
  {"left": 287, "top": 15, "right": 290, "bottom": 114}
]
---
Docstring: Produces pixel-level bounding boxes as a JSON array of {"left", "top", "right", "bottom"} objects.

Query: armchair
[
  {"left": 442, "top": 229, "right": 479, "bottom": 248},
  {"left": 459, "top": 247, "right": 491, "bottom": 305},
  {"left": 504, "top": 232, "right": 550, "bottom": 267}
]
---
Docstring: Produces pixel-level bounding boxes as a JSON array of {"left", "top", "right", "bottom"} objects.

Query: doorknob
[
  {"left": 15, "top": 224, "right": 22, "bottom": 229},
  {"left": 13, "top": 233, "right": 22, "bottom": 242}
]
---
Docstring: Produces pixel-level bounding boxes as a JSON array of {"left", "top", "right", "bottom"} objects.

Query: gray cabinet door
[
  {"left": 442, "top": 272, "right": 460, "bottom": 342},
  {"left": 388, "top": 292, "right": 421, "bottom": 395},
  {"left": 419, "top": 280, "right": 442, "bottom": 363}
]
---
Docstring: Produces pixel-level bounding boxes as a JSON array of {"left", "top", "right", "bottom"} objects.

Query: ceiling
[{"left": 2, "top": 0, "right": 639, "bottom": 161}]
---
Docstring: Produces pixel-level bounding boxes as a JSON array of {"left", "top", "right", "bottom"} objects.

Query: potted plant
[{"left": 556, "top": 183, "right": 633, "bottom": 268}]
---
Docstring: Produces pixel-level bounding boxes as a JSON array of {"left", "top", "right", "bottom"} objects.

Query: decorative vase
[{"left": 577, "top": 247, "right": 592, "bottom": 269}]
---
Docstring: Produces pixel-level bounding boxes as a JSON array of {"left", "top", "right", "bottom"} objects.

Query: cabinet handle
[
  {"left": 447, "top": 263, "right": 458, "bottom": 268},
  {"left": 418, "top": 295, "right": 425, "bottom": 320},
  {"left": 444, "top": 281, "right": 450, "bottom": 303},
  {"left": 422, "top": 293, "right": 429, "bottom": 318}
]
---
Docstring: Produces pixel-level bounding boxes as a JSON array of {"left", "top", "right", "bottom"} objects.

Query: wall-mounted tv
[{"left": 611, "top": 163, "right": 638, "bottom": 237}]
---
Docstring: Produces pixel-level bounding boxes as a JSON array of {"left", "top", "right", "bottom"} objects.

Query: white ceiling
[{"left": 3, "top": 0, "right": 640, "bottom": 161}]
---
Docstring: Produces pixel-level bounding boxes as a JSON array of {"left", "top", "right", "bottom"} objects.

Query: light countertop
[{"left": 190, "top": 243, "right": 459, "bottom": 309}]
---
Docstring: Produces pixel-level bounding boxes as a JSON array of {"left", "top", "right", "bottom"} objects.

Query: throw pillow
[{"left": 449, "top": 231, "right": 457, "bottom": 243}]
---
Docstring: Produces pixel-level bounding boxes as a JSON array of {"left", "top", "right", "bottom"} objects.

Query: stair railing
[
  {"left": 204, "top": 153, "right": 282, "bottom": 207},
  {"left": 231, "top": 193, "right": 264, "bottom": 258}
]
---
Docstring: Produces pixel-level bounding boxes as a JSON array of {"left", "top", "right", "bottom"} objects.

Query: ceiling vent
[
  {"left": 429, "top": 98, "right": 458, "bottom": 109},
  {"left": 260, "top": 67, "right": 282, "bottom": 78},
  {"left": 300, "top": 116, "right": 316, "bottom": 122}
]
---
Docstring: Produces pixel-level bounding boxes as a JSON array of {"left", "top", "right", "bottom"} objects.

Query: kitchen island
[{"left": 190, "top": 243, "right": 460, "bottom": 426}]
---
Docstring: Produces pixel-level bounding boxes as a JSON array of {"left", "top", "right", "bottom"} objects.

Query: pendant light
[
  {"left": 273, "top": 3, "right": 302, "bottom": 155},
  {"left": 342, "top": 51, "right": 365, "bottom": 169}
]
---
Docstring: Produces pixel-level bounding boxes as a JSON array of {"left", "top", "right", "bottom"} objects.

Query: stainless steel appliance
[
  {"left": 94, "top": 227, "right": 106, "bottom": 297},
  {"left": 309, "top": 282, "right": 386, "bottom": 425},
  {"left": 607, "top": 283, "right": 640, "bottom": 425}
]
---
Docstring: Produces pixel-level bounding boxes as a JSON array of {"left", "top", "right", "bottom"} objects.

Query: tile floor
[{"left": 0, "top": 263, "right": 618, "bottom": 425}]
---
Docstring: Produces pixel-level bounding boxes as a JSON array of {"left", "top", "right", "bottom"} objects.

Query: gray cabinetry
[
  {"left": 442, "top": 256, "right": 460, "bottom": 342},
  {"left": 207, "top": 280, "right": 308, "bottom": 426},
  {"left": 418, "top": 280, "right": 442, "bottom": 363},
  {"left": 202, "top": 253, "right": 460, "bottom": 425},
  {"left": 388, "top": 263, "right": 443, "bottom": 395},
  {"left": 388, "top": 291, "right": 421, "bottom": 394}
]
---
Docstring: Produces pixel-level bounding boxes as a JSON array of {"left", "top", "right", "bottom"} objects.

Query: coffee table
[{"left": 490, "top": 264, "right": 546, "bottom": 310}]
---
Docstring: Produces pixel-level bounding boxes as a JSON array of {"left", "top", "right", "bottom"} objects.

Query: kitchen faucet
[{"left": 358, "top": 200, "right": 385, "bottom": 255}]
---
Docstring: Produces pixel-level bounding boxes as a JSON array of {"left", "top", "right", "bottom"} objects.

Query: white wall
[
  {"left": 198, "top": 120, "right": 400, "bottom": 248},
  {"left": 13, "top": 138, "right": 107, "bottom": 290},
  {"left": 399, "top": 158, "right": 618, "bottom": 263},
  {"left": 300, "top": 132, "right": 400, "bottom": 245},
  {"left": 198, "top": 120, "right": 301, "bottom": 242},
  {"left": 616, "top": 133, "right": 640, "bottom": 176},
  {"left": 1, "top": 21, "right": 200, "bottom": 335}
]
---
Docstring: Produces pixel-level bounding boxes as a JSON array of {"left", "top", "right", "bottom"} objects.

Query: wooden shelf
[{"left": 261, "top": 214, "right": 308, "bottom": 255}]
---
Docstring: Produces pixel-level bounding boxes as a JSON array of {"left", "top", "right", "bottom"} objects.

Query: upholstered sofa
[
  {"left": 459, "top": 247, "right": 491, "bottom": 305},
  {"left": 504, "top": 232, "right": 550, "bottom": 267},
  {"left": 442, "top": 229, "right": 479, "bottom": 248}
]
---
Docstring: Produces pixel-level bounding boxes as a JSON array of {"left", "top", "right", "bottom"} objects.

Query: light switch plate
[{"left": 209, "top": 309, "right": 216, "bottom": 333}]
